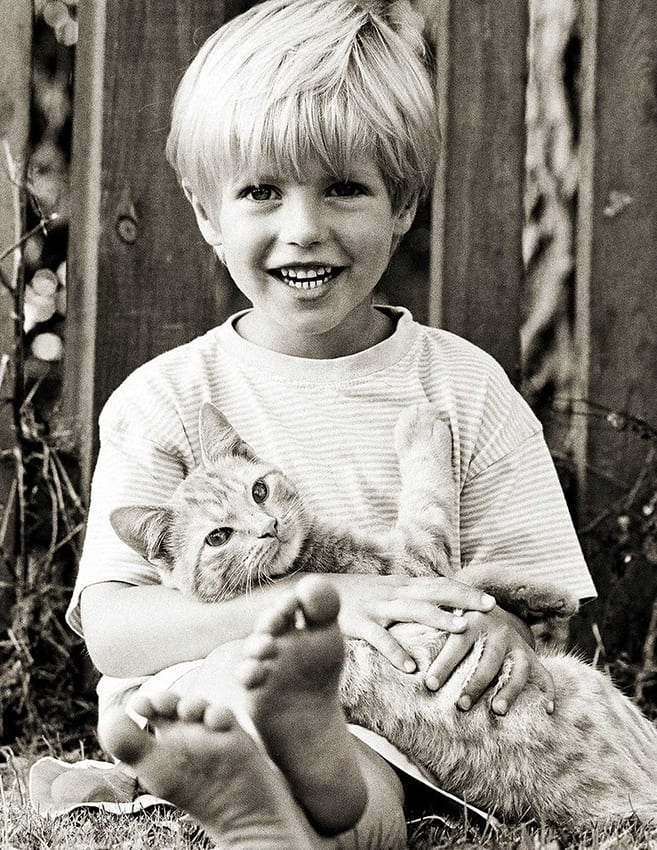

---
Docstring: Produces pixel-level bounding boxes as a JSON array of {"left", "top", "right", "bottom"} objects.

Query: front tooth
[{"left": 279, "top": 267, "right": 337, "bottom": 287}]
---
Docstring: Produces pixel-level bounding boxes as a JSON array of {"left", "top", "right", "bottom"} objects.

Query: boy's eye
[
  {"left": 205, "top": 527, "right": 233, "bottom": 547},
  {"left": 244, "top": 185, "right": 279, "bottom": 201},
  {"left": 327, "top": 181, "right": 364, "bottom": 198},
  {"left": 252, "top": 479, "right": 268, "bottom": 503}
]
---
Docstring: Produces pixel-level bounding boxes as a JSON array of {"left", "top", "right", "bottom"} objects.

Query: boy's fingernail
[
  {"left": 492, "top": 698, "right": 507, "bottom": 715},
  {"left": 452, "top": 615, "right": 467, "bottom": 629},
  {"left": 458, "top": 694, "right": 472, "bottom": 711},
  {"left": 403, "top": 659, "right": 417, "bottom": 673},
  {"left": 481, "top": 593, "right": 496, "bottom": 607},
  {"left": 425, "top": 676, "right": 440, "bottom": 690}
]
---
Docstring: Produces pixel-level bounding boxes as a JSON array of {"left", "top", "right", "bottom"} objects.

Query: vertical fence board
[
  {"left": 572, "top": 1, "right": 657, "bottom": 653},
  {"left": 588, "top": 1, "right": 657, "bottom": 503},
  {"left": 0, "top": 1, "right": 31, "bottom": 625},
  {"left": 576, "top": 3, "right": 657, "bottom": 526},
  {"left": 64, "top": 0, "right": 250, "bottom": 489},
  {"left": 62, "top": 0, "right": 105, "bottom": 492},
  {"left": 429, "top": 0, "right": 528, "bottom": 385}
]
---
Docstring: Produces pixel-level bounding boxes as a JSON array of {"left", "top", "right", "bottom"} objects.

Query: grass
[{"left": 4, "top": 746, "right": 657, "bottom": 850}]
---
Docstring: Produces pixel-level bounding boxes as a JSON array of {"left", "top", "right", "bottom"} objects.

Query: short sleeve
[
  {"left": 460, "top": 431, "right": 597, "bottom": 602},
  {"left": 65, "top": 393, "right": 194, "bottom": 636}
]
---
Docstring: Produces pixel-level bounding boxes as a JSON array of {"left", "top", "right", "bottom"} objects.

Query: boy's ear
[
  {"left": 182, "top": 181, "right": 223, "bottom": 248},
  {"left": 393, "top": 193, "right": 420, "bottom": 237}
]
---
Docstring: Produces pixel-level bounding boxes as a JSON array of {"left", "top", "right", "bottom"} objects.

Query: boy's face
[{"left": 190, "top": 157, "right": 416, "bottom": 358}]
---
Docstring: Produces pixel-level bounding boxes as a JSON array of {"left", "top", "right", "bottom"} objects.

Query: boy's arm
[
  {"left": 81, "top": 572, "right": 499, "bottom": 678},
  {"left": 80, "top": 579, "right": 303, "bottom": 677}
]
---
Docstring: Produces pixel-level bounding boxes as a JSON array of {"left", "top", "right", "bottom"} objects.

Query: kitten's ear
[
  {"left": 199, "top": 403, "right": 258, "bottom": 465},
  {"left": 110, "top": 505, "right": 174, "bottom": 567}
]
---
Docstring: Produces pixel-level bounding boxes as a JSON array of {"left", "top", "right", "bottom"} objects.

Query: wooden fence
[
  {"left": 64, "top": 0, "right": 535, "bottom": 478},
  {"left": 0, "top": 1, "right": 31, "bottom": 622},
  {"left": 2, "top": 1, "right": 656, "bottom": 649}
]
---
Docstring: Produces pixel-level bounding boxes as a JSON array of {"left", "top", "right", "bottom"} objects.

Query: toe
[
  {"left": 254, "top": 594, "right": 299, "bottom": 636},
  {"left": 98, "top": 708, "right": 154, "bottom": 767},
  {"left": 243, "top": 631, "right": 278, "bottom": 660},
  {"left": 128, "top": 692, "right": 158, "bottom": 721},
  {"left": 177, "top": 696, "right": 211, "bottom": 723},
  {"left": 297, "top": 576, "right": 340, "bottom": 626},
  {"left": 237, "top": 657, "right": 272, "bottom": 690},
  {"left": 146, "top": 691, "right": 181, "bottom": 719},
  {"left": 203, "top": 704, "right": 236, "bottom": 731}
]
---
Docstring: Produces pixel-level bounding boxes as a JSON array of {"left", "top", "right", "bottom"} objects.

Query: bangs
[
  {"left": 232, "top": 91, "right": 374, "bottom": 185},
  {"left": 200, "top": 87, "right": 409, "bottom": 201},
  {"left": 168, "top": 0, "right": 439, "bottom": 211}
]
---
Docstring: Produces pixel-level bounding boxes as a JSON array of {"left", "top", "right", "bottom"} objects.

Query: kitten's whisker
[{"left": 225, "top": 565, "right": 249, "bottom": 599}]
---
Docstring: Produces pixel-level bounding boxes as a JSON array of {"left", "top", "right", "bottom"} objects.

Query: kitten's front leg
[
  {"left": 456, "top": 563, "right": 580, "bottom": 622},
  {"left": 392, "top": 404, "right": 456, "bottom": 576}
]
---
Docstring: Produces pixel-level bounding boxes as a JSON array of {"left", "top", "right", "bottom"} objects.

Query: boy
[{"left": 68, "top": 0, "right": 596, "bottom": 846}]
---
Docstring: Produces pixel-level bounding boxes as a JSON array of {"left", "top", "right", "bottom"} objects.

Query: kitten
[{"left": 111, "top": 402, "right": 657, "bottom": 826}]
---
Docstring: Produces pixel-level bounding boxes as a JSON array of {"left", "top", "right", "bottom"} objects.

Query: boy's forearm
[{"left": 80, "top": 578, "right": 301, "bottom": 678}]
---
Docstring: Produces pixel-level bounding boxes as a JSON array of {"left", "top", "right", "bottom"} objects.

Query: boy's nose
[{"left": 280, "top": 196, "right": 327, "bottom": 246}]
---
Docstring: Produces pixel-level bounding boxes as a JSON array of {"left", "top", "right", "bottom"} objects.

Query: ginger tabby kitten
[{"left": 111, "top": 402, "right": 657, "bottom": 826}]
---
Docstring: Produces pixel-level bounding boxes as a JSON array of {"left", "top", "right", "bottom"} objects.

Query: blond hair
[{"left": 166, "top": 0, "right": 439, "bottom": 212}]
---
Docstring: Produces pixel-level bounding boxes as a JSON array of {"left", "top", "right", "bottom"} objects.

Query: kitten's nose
[{"left": 258, "top": 517, "right": 279, "bottom": 539}]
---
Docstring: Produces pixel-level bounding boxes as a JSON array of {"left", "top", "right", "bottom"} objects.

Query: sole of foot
[
  {"left": 237, "top": 575, "right": 368, "bottom": 835},
  {"left": 99, "top": 692, "right": 322, "bottom": 850}
]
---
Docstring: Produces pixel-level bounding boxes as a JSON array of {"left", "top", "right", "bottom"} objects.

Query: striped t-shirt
[{"left": 67, "top": 306, "right": 596, "bottom": 647}]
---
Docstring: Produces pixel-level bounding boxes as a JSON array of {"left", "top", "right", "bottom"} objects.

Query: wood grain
[
  {"left": 429, "top": 0, "right": 528, "bottom": 385},
  {"left": 64, "top": 0, "right": 251, "bottom": 484},
  {"left": 0, "top": 0, "right": 31, "bottom": 624},
  {"left": 575, "top": 0, "right": 657, "bottom": 521}
]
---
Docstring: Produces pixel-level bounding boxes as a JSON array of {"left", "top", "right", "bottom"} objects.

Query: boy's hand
[
  {"left": 423, "top": 606, "right": 556, "bottom": 715},
  {"left": 322, "top": 573, "right": 496, "bottom": 674}
]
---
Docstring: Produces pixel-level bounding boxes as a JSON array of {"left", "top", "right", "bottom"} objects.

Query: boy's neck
[{"left": 234, "top": 306, "right": 396, "bottom": 359}]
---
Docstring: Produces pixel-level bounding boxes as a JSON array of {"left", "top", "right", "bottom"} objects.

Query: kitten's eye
[
  {"left": 252, "top": 479, "right": 268, "bottom": 503},
  {"left": 205, "top": 527, "right": 233, "bottom": 547}
]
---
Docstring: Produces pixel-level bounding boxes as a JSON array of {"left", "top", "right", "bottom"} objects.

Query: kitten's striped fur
[{"left": 112, "top": 402, "right": 657, "bottom": 826}]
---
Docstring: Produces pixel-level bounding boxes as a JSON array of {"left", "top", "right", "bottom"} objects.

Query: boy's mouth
[{"left": 270, "top": 265, "right": 344, "bottom": 290}]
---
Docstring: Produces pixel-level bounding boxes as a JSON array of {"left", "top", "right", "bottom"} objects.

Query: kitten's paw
[
  {"left": 394, "top": 404, "right": 452, "bottom": 471},
  {"left": 496, "top": 583, "right": 579, "bottom": 622},
  {"left": 457, "top": 565, "right": 579, "bottom": 621}
]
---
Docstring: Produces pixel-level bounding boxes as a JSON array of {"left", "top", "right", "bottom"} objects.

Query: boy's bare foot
[
  {"left": 98, "top": 693, "right": 323, "bottom": 850},
  {"left": 237, "top": 575, "right": 368, "bottom": 835}
]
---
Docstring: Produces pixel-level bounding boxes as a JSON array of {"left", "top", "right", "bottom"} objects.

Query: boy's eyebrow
[
  {"left": 246, "top": 174, "right": 282, "bottom": 184},
  {"left": 231, "top": 171, "right": 290, "bottom": 186}
]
